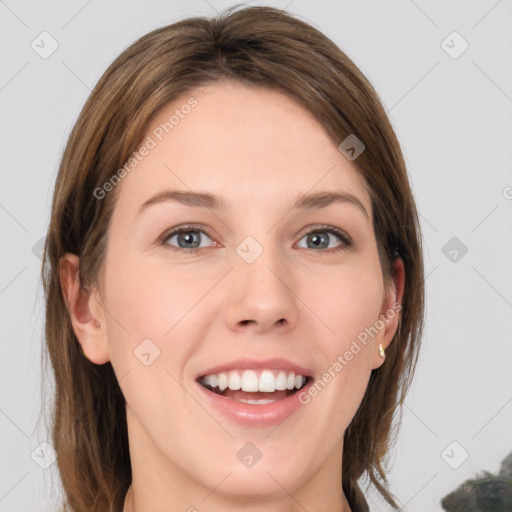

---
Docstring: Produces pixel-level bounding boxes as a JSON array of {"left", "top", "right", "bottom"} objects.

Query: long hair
[{"left": 41, "top": 5, "right": 425, "bottom": 511}]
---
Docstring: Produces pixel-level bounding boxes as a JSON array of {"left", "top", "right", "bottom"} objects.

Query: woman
[{"left": 42, "top": 5, "right": 424, "bottom": 511}]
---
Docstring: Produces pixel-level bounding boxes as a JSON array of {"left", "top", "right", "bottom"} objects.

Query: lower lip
[{"left": 195, "top": 380, "right": 313, "bottom": 428}]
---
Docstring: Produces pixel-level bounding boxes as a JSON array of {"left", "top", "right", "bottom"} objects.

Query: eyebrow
[
  {"left": 137, "top": 190, "right": 369, "bottom": 219},
  {"left": 295, "top": 191, "right": 369, "bottom": 219}
]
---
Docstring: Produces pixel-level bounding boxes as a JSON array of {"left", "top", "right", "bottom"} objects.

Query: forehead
[{"left": 114, "top": 80, "right": 371, "bottom": 216}]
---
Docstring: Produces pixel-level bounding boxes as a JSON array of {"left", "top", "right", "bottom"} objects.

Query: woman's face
[{"left": 68, "top": 80, "right": 403, "bottom": 509}]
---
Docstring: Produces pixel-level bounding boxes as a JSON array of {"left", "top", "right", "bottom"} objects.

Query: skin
[{"left": 60, "top": 79, "right": 404, "bottom": 512}]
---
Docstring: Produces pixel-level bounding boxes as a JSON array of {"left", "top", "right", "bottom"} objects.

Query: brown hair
[{"left": 41, "top": 4, "right": 424, "bottom": 511}]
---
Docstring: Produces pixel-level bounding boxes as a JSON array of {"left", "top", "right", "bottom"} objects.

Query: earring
[{"left": 379, "top": 344, "right": 385, "bottom": 358}]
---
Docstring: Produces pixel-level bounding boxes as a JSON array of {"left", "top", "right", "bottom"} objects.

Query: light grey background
[{"left": 1, "top": 1, "right": 511, "bottom": 511}]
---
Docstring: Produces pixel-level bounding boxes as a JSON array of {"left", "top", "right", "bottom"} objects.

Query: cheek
[
  {"left": 105, "top": 252, "right": 213, "bottom": 343},
  {"left": 299, "top": 261, "right": 382, "bottom": 417},
  {"left": 303, "top": 258, "right": 383, "bottom": 347},
  {"left": 102, "top": 256, "right": 203, "bottom": 419}
]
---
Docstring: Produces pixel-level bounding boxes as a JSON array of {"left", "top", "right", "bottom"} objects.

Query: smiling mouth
[{"left": 197, "top": 369, "right": 312, "bottom": 404}]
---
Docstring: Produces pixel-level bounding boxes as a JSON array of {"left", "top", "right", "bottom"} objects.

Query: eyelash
[{"left": 158, "top": 223, "right": 352, "bottom": 254}]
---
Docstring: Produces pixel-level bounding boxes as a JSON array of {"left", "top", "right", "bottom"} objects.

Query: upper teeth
[{"left": 200, "top": 369, "right": 307, "bottom": 393}]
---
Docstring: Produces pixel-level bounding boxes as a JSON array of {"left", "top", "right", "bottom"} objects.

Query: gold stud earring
[{"left": 379, "top": 344, "right": 385, "bottom": 358}]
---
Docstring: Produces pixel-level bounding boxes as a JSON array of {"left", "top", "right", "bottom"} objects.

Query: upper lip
[{"left": 195, "top": 357, "right": 314, "bottom": 380}]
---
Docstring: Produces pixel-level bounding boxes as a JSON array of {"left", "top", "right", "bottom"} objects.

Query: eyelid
[
  {"left": 158, "top": 223, "right": 216, "bottom": 249},
  {"left": 298, "top": 224, "right": 353, "bottom": 250},
  {"left": 158, "top": 223, "right": 353, "bottom": 251}
]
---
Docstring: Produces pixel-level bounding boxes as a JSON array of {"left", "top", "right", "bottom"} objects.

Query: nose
[{"left": 225, "top": 243, "right": 299, "bottom": 334}]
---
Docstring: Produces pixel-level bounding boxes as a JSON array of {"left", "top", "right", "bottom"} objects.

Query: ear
[
  {"left": 371, "top": 257, "right": 405, "bottom": 370},
  {"left": 59, "top": 253, "right": 110, "bottom": 364}
]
